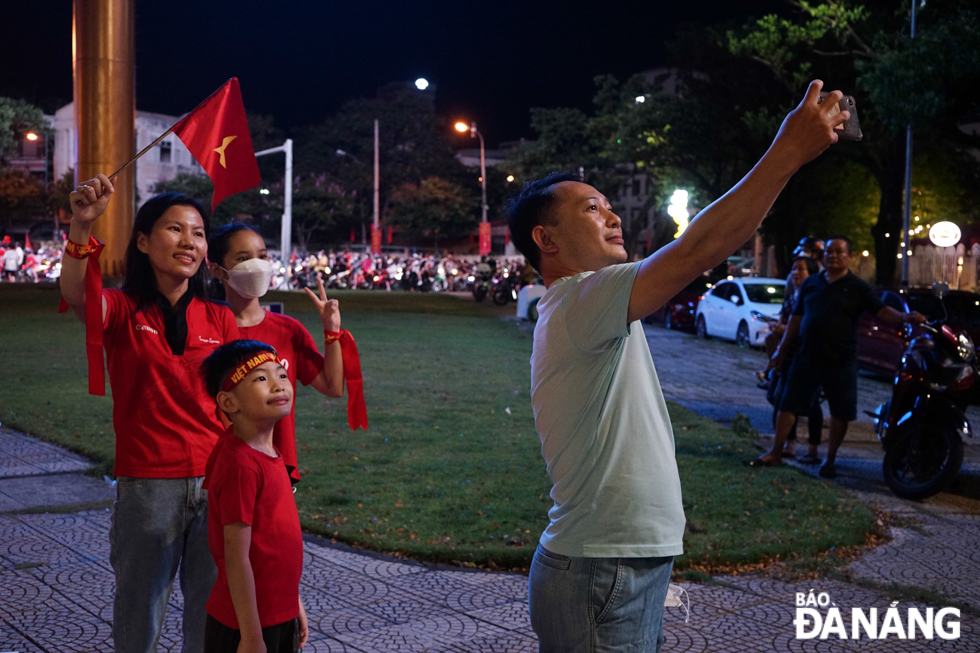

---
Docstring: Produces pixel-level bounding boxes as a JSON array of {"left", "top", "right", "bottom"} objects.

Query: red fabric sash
[
  {"left": 58, "top": 236, "right": 106, "bottom": 396},
  {"left": 326, "top": 329, "right": 368, "bottom": 431}
]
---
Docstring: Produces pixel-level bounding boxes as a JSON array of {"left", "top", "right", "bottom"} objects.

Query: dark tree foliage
[{"left": 726, "top": 0, "right": 980, "bottom": 283}]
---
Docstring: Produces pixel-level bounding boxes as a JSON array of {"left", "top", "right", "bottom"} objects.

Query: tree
[
  {"left": 0, "top": 97, "right": 46, "bottom": 164},
  {"left": 291, "top": 174, "right": 355, "bottom": 253},
  {"left": 299, "top": 83, "right": 478, "bottom": 240},
  {"left": 0, "top": 169, "right": 44, "bottom": 234},
  {"left": 725, "top": 0, "right": 980, "bottom": 283},
  {"left": 387, "top": 177, "right": 478, "bottom": 250}
]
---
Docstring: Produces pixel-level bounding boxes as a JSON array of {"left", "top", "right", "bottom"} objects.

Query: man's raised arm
[{"left": 627, "top": 80, "right": 848, "bottom": 324}]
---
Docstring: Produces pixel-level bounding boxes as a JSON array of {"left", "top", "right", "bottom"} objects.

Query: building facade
[{"left": 52, "top": 103, "right": 205, "bottom": 209}]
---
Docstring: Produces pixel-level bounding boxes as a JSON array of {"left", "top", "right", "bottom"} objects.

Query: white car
[{"left": 694, "top": 277, "right": 786, "bottom": 348}]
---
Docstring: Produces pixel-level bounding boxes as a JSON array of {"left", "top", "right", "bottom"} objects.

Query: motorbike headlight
[
  {"left": 957, "top": 333, "right": 976, "bottom": 362},
  {"left": 467, "top": 275, "right": 475, "bottom": 282}
]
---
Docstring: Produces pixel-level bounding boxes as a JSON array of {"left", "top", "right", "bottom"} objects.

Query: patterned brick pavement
[{"left": 1, "top": 505, "right": 978, "bottom": 652}]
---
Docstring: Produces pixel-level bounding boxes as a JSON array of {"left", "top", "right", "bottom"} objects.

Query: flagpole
[{"left": 108, "top": 128, "right": 172, "bottom": 179}]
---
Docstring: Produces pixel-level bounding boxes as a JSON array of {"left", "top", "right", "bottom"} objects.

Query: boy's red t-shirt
[
  {"left": 239, "top": 311, "right": 323, "bottom": 482},
  {"left": 102, "top": 289, "right": 239, "bottom": 478},
  {"left": 204, "top": 430, "right": 303, "bottom": 629}
]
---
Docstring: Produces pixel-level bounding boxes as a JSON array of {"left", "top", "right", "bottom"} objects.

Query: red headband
[{"left": 221, "top": 351, "right": 283, "bottom": 393}]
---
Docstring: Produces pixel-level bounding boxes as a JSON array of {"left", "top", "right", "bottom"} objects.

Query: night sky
[{"left": 3, "top": 0, "right": 785, "bottom": 146}]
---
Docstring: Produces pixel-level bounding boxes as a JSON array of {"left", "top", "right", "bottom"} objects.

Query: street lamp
[
  {"left": 254, "top": 139, "right": 294, "bottom": 277},
  {"left": 454, "top": 121, "right": 487, "bottom": 224},
  {"left": 25, "top": 132, "right": 38, "bottom": 141}
]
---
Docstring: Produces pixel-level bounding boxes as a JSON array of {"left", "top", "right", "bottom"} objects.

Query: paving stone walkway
[{"left": 1, "top": 499, "right": 978, "bottom": 652}]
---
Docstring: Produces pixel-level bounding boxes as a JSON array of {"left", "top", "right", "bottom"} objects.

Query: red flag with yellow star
[{"left": 171, "top": 78, "right": 261, "bottom": 212}]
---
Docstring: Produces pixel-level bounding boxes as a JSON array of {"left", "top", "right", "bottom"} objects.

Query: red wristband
[{"left": 64, "top": 237, "right": 102, "bottom": 259}]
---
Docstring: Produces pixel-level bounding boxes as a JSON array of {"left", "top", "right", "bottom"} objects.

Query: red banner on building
[
  {"left": 479, "top": 221, "right": 491, "bottom": 256},
  {"left": 371, "top": 224, "right": 381, "bottom": 254}
]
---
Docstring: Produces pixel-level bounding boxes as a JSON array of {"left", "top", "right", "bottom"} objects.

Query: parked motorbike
[
  {"left": 324, "top": 269, "right": 351, "bottom": 290},
  {"left": 290, "top": 266, "right": 317, "bottom": 290},
  {"left": 871, "top": 282, "right": 974, "bottom": 500},
  {"left": 472, "top": 274, "right": 492, "bottom": 302},
  {"left": 491, "top": 272, "right": 519, "bottom": 306}
]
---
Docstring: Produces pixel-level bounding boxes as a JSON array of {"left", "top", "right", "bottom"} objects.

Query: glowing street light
[
  {"left": 25, "top": 132, "right": 38, "bottom": 141},
  {"left": 635, "top": 95, "right": 646, "bottom": 104},
  {"left": 453, "top": 120, "right": 487, "bottom": 224},
  {"left": 506, "top": 175, "right": 515, "bottom": 183},
  {"left": 666, "top": 189, "right": 690, "bottom": 238},
  {"left": 415, "top": 78, "right": 429, "bottom": 90}
]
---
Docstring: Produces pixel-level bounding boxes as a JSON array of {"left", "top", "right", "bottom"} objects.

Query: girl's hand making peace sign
[{"left": 304, "top": 277, "right": 341, "bottom": 333}]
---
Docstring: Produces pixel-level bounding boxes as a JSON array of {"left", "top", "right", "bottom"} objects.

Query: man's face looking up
[
  {"left": 544, "top": 181, "right": 628, "bottom": 272},
  {"left": 824, "top": 238, "right": 852, "bottom": 274}
]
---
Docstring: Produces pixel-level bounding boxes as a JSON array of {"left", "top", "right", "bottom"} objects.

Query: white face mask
[{"left": 222, "top": 258, "right": 273, "bottom": 298}]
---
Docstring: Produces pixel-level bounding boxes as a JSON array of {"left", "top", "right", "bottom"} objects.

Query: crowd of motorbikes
[
  {"left": 275, "top": 252, "right": 535, "bottom": 306},
  {"left": 0, "top": 243, "right": 63, "bottom": 283}
]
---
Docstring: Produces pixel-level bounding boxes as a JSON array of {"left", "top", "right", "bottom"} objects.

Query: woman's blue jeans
[
  {"left": 109, "top": 477, "right": 216, "bottom": 653},
  {"left": 529, "top": 544, "right": 673, "bottom": 652}
]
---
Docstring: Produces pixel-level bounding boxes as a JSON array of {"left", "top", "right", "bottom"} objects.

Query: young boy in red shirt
[{"left": 200, "top": 340, "right": 308, "bottom": 653}]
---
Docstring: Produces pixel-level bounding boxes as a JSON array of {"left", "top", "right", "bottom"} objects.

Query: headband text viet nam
[{"left": 221, "top": 351, "right": 283, "bottom": 393}]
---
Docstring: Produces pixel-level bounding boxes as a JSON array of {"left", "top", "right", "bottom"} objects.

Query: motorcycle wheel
[
  {"left": 883, "top": 421, "right": 964, "bottom": 500},
  {"left": 474, "top": 285, "right": 487, "bottom": 303},
  {"left": 492, "top": 287, "right": 510, "bottom": 305}
]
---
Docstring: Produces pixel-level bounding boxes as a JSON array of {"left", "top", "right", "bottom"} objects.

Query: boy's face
[{"left": 218, "top": 361, "right": 293, "bottom": 422}]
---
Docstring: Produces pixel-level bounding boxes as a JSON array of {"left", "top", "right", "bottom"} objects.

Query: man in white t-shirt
[
  {"left": 3, "top": 242, "right": 22, "bottom": 282},
  {"left": 507, "top": 80, "right": 850, "bottom": 652}
]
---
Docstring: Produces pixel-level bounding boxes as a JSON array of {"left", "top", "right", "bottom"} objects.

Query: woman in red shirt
[
  {"left": 207, "top": 222, "right": 344, "bottom": 482},
  {"left": 61, "top": 174, "right": 239, "bottom": 653}
]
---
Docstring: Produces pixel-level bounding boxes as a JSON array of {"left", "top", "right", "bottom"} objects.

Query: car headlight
[
  {"left": 750, "top": 311, "right": 777, "bottom": 323},
  {"left": 957, "top": 333, "right": 976, "bottom": 362}
]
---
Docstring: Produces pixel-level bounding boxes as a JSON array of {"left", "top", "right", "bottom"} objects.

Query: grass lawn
[{"left": 1, "top": 284, "right": 875, "bottom": 571}]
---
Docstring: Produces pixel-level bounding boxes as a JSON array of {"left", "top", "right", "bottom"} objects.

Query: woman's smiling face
[{"left": 137, "top": 205, "right": 208, "bottom": 282}]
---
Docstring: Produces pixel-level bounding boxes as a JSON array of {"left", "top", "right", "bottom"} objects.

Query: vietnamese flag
[{"left": 171, "top": 78, "right": 261, "bottom": 212}]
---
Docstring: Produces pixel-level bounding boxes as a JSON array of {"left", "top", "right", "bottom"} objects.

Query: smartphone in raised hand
[{"left": 818, "top": 92, "right": 863, "bottom": 141}]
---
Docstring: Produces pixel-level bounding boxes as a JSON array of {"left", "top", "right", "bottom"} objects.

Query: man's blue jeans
[
  {"left": 529, "top": 544, "right": 673, "bottom": 652},
  {"left": 110, "top": 477, "right": 216, "bottom": 653}
]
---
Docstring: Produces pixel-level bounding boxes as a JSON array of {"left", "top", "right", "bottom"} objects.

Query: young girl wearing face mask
[{"left": 208, "top": 222, "right": 344, "bottom": 483}]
